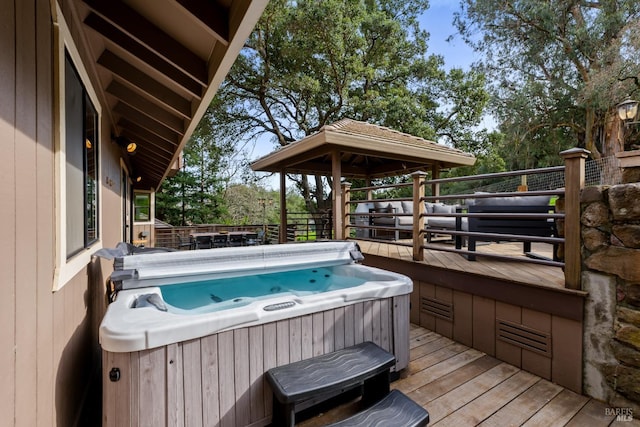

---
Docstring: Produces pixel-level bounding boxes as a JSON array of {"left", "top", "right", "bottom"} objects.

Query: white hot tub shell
[{"left": 101, "top": 241, "right": 412, "bottom": 427}]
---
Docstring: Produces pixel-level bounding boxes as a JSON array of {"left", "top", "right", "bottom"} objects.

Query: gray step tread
[
  {"left": 266, "top": 341, "right": 395, "bottom": 403},
  {"left": 326, "top": 390, "right": 430, "bottom": 427}
]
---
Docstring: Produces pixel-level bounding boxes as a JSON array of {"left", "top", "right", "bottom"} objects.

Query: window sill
[{"left": 53, "top": 241, "right": 102, "bottom": 292}]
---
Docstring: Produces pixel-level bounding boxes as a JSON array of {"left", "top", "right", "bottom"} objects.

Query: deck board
[
  {"left": 298, "top": 325, "right": 618, "bottom": 427},
  {"left": 357, "top": 240, "right": 565, "bottom": 289}
]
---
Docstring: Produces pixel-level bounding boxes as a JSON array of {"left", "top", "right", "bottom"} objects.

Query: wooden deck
[
  {"left": 356, "top": 239, "right": 566, "bottom": 290},
  {"left": 299, "top": 324, "right": 631, "bottom": 426}
]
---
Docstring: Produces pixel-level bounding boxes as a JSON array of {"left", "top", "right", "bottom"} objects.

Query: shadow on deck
[{"left": 300, "top": 325, "right": 621, "bottom": 427}]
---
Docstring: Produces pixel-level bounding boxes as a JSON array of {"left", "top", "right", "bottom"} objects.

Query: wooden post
[
  {"left": 279, "top": 170, "right": 287, "bottom": 244},
  {"left": 332, "top": 151, "right": 343, "bottom": 240},
  {"left": 365, "top": 178, "right": 373, "bottom": 240},
  {"left": 560, "top": 148, "right": 589, "bottom": 290},
  {"left": 412, "top": 171, "right": 427, "bottom": 261},
  {"left": 342, "top": 182, "right": 352, "bottom": 240},
  {"left": 365, "top": 178, "right": 373, "bottom": 203},
  {"left": 517, "top": 175, "right": 528, "bottom": 192},
  {"left": 431, "top": 164, "right": 440, "bottom": 202}
]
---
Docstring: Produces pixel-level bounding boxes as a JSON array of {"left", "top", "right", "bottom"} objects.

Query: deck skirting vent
[
  {"left": 496, "top": 319, "right": 551, "bottom": 357},
  {"left": 420, "top": 297, "right": 453, "bottom": 321}
]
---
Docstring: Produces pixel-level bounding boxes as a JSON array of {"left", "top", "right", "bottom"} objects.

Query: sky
[
  {"left": 247, "top": 1, "right": 481, "bottom": 188},
  {"left": 418, "top": 0, "right": 479, "bottom": 70}
]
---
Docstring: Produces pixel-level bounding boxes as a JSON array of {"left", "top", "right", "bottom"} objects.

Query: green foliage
[
  {"left": 456, "top": 0, "right": 640, "bottom": 162},
  {"left": 155, "top": 115, "right": 232, "bottom": 225},
  {"left": 209, "top": 0, "right": 490, "bottom": 212},
  {"left": 219, "top": 185, "right": 306, "bottom": 225},
  {"left": 220, "top": 184, "right": 275, "bottom": 225},
  {"left": 440, "top": 131, "right": 507, "bottom": 195}
]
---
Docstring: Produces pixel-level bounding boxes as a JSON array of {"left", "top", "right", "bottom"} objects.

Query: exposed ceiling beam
[
  {"left": 119, "top": 121, "right": 179, "bottom": 156},
  {"left": 175, "top": 0, "right": 230, "bottom": 45},
  {"left": 84, "top": 13, "right": 203, "bottom": 97},
  {"left": 130, "top": 153, "right": 173, "bottom": 173},
  {"left": 133, "top": 167, "right": 165, "bottom": 186},
  {"left": 130, "top": 149, "right": 174, "bottom": 168},
  {"left": 107, "top": 80, "right": 185, "bottom": 134},
  {"left": 113, "top": 102, "right": 180, "bottom": 150},
  {"left": 369, "top": 161, "right": 430, "bottom": 177},
  {"left": 286, "top": 160, "right": 368, "bottom": 176},
  {"left": 97, "top": 50, "right": 193, "bottom": 118},
  {"left": 83, "top": 0, "right": 207, "bottom": 84}
]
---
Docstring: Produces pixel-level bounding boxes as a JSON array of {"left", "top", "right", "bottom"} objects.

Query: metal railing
[{"left": 343, "top": 148, "right": 591, "bottom": 290}]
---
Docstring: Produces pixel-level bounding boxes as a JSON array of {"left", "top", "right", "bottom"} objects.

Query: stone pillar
[{"left": 581, "top": 183, "right": 640, "bottom": 411}]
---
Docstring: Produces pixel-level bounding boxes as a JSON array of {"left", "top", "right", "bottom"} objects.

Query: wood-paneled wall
[
  {"left": 103, "top": 296, "right": 410, "bottom": 427},
  {"left": 411, "top": 281, "right": 583, "bottom": 393},
  {"left": 0, "top": 2, "right": 118, "bottom": 425}
]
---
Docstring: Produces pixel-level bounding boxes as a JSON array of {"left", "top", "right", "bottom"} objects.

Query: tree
[
  {"left": 583, "top": 18, "right": 640, "bottom": 151},
  {"left": 221, "top": 184, "right": 280, "bottom": 225},
  {"left": 455, "top": 0, "right": 640, "bottom": 164},
  {"left": 155, "top": 112, "right": 232, "bottom": 225},
  {"left": 209, "top": 0, "right": 489, "bottom": 214}
]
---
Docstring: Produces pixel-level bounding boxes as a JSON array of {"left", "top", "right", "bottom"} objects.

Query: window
[
  {"left": 64, "top": 52, "right": 99, "bottom": 258},
  {"left": 53, "top": 6, "right": 103, "bottom": 290},
  {"left": 134, "top": 192, "right": 151, "bottom": 222}
]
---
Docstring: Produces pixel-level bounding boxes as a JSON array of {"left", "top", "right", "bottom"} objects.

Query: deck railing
[
  {"left": 154, "top": 211, "right": 326, "bottom": 249},
  {"left": 344, "top": 148, "right": 592, "bottom": 290},
  {"left": 155, "top": 224, "right": 265, "bottom": 249}
]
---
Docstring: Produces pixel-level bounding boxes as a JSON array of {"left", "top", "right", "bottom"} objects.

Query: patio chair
[
  {"left": 176, "top": 234, "right": 194, "bottom": 250},
  {"left": 243, "top": 232, "right": 259, "bottom": 246},
  {"left": 228, "top": 233, "right": 244, "bottom": 247},
  {"left": 212, "top": 234, "right": 228, "bottom": 248},
  {"left": 194, "top": 235, "right": 212, "bottom": 249}
]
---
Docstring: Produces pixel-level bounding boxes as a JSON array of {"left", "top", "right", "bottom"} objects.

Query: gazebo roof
[{"left": 250, "top": 119, "right": 476, "bottom": 178}]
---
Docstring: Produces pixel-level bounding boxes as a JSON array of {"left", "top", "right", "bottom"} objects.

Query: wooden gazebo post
[
  {"left": 431, "top": 163, "right": 440, "bottom": 201},
  {"left": 332, "top": 150, "right": 343, "bottom": 240},
  {"left": 279, "top": 169, "right": 287, "bottom": 243}
]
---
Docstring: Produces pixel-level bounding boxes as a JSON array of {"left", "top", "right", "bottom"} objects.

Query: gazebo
[{"left": 250, "top": 119, "right": 476, "bottom": 242}]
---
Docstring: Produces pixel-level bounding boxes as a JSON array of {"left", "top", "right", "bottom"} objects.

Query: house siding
[{"left": 0, "top": 1, "right": 119, "bottom": 425}]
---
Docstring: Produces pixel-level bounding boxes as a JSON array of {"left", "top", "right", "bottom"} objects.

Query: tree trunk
[
  {"left": 596, "top": 109, "right": 625, "bottom": 184},
  {"left": 584, "top": 107, "right": 601, "bottom": 159},
  {"left": 603, "top": 109, "right": 624, "bottom": 157}
]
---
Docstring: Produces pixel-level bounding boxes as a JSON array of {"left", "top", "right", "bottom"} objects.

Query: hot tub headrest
[{"left": 350, "top": 243, "right": 365, "bottom": 262}]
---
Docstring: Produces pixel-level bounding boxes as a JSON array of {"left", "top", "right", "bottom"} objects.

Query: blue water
[{"left": 161, "top": 266, "right": 366, "bottom": 312}]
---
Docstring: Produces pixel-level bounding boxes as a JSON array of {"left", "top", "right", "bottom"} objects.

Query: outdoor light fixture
[
  {"left": 114, "top": 135, "right": 137, "bottom": 154},
  {"left": 617, "top": 98, "right": 640, "bottom": 125}
]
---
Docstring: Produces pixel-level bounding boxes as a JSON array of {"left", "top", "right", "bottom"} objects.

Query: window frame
[
  {"left": 53, "top": 8, "right": 103, "bottom": 291},
  {"left": 133, "top": 191, "right": 155, "bottom": 224}
]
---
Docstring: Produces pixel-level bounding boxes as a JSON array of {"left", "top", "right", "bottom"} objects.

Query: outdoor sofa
[
  {"left": 464, "top": 194, "right": 556, "bottom": 261},
  {"left": 366, "top": 194, "right": 556, "bottom": 260},
  {"left": 366, "top": 200, "right": 468, "bottom": 241}
]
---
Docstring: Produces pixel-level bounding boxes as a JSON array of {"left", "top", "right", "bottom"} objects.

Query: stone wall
[{"left": 581, "top": 181, "right": 640, "bottom": 411}]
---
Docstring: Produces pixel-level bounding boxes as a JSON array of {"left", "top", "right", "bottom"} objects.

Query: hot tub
[{"left": 101, "top": 241, "right": 412, "bottom": 427}]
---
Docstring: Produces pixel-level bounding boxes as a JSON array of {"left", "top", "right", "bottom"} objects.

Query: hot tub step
[
  {"left": 326, "top": 389, "right": 429, "bottom": 427},
  {"left": 265, "top": 341, "right": 396, "bottom": 427}
]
